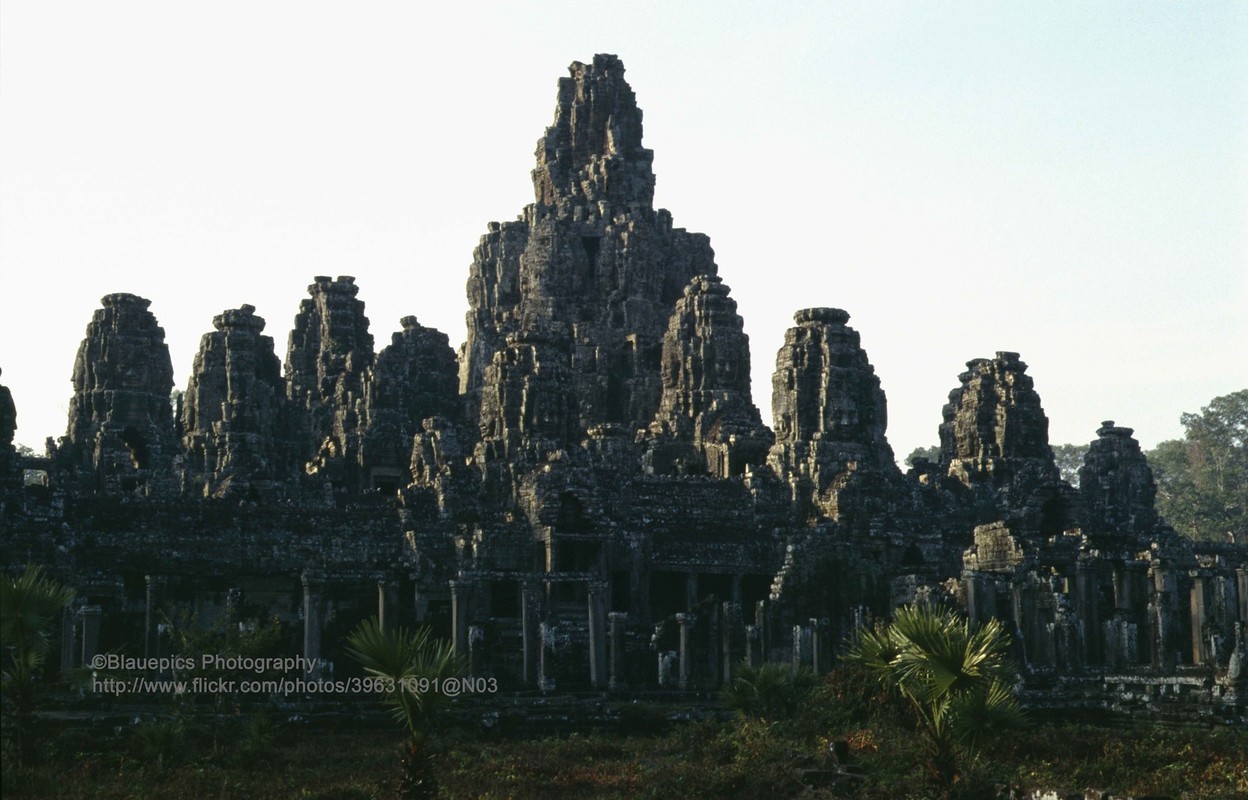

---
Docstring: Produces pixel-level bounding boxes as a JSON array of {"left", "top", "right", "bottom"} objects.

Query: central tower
[{"left": 460, "top": 55, "right": 719, "bottom": 441}]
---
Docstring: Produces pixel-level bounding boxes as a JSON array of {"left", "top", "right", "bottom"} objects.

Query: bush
[{"left": 721, "top": 662, "right": 817, "bottom": 721}]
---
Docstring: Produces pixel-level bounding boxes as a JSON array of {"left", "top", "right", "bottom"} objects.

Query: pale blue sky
[{"left": 2, "top": 1, "right": 1245, "bottom": 461}]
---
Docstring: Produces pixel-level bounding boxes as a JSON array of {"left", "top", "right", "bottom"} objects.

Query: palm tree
[
  {"left": 721, "top": 662, "right": 817, "bottom": 720},
  {"left": 847, "top": 604, "right": 1025, "bottom": 792},
  {"left": 1, "top": 566, "right": 74, "bottom": 769},
  {"left": 345, "top": 618, "right": 463, "bottom": 800}
]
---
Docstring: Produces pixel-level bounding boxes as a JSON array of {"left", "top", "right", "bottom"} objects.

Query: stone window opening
[
  {"left": 554, "top": 492, "right": 592, "bottom": 533},
  {"left": 580, "top": 236, "right": 601, "bottom": 284},
  {"left": 121, "top": 426, "right": 149, "bottom": 470}
]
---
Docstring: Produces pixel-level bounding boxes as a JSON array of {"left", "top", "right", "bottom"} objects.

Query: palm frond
[{"left": 344, "top": 617, "right": 463, "bottom": 741}]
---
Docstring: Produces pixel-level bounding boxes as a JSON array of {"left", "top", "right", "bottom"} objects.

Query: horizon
[{"left": 2, "top": 2, "right": 1245, "bottom": 460}]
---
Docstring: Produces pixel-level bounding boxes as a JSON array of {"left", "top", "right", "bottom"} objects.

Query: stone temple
[{"left": 2, "top": 55, "right": 1245, "bottom": 721}]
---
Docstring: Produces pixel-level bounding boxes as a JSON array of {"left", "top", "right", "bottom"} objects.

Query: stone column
[
  {"left": 521, "top": 581, "right": 538, "bottom": 686},
  {"left": 755, "top": 600, "right": 770, "bottom": 662},
  {"left": 1212, "top": 574, "right": 1238, "bottom": 666},
  {"left": 539, "top": 621, "right": 556, "bottom": 692},
  {"left": 685, "top": 573, "right": 698, "bottom": 612},
  {"left": 731, "top": 574, "right": 743, "bottom": 606},
  {"left": 302, "top": 571, "right": 324, "bottom": 678},
  {"left": 144, "top": 575, "right": 167, "bottom": 661},
  {"left": 722, "top": 602, "right": 745, "bottom": 683},
  {"left": 1011, "top": 580, "right": 1037, "bottom": 668},
  {"left": 1191, "top": 575, "right": 1208, "bottom": 666},
  {"left": 80, "top": 605, "right": 102, "bottom": 668},
  {"left": 745, "top": 624, "right": 760, "bottom": 668},
  {"left": 413, "top": 583, "right": 429, "bottom": 623},
  {"left": 1075, "top": 563, "right": 1103, "bottom": 667},
  {"left": 377, "top": 578, "right": 397, "bottom": 631},
  {"left": 468, "top": 625, "right": 484, "bottom": 677},
  {"left": 587, "top": 581, "right": 608, "bottom": 689},
  {"left": 658, "top": 649, "right": 676, "bottom": 688},
  {"left": 706, "top": 601, "right": 722, "bottom": 689},
  {"left": 793, "top": 623, "right": 812, "bottom": 670},
  {"left": 811, "top": 618, "right": 830, "bottom": 675},
  {"left": 1237, "top": 567, "right": 1248, "bottom": 626},
  {"left": 608, "top": 611, "right": 628, "bottom": 691},
  {"left": 1148, "top": 563, "right": 1178, "bottom": 674},
  {"left": 676, "top": 612, "right": 694, "bottom": 690},
  {"left": 226, "top": 588, "right": 242, "bottom": 625},
  {"left": 61, "top": 603, "right": 80, "bottom": 673},
  {"left": 1113, "top": 564, "right": 1135, "bottom": 613},
  {"left": 1117, "top": 562, "right": 1150, "bottom": 665},
  {"left": 964, "top": 572, "right": 986, "bottom": 626},
  {"left": 450, "top": 578, "right": 470, "bottom": 661}
]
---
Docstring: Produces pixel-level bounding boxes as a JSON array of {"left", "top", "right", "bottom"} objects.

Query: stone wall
[{"left": 2, "top": 55, "right": 1244, "bottom": 722}]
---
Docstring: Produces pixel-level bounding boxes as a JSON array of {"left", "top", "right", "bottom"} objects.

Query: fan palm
[
  {"left": 721, "top": 662, "right": 817, "bottom": 720},
  {"left": 846, "top": 604, "right": 1025, "bottom": 791},
  {"left": 345, "top": 618, "right": 463, "bottom": 800},
  {"left": 1, "top": 566, "right": 74, "bottom": 769}
]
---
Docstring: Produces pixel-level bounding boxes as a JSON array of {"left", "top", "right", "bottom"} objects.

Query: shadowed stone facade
[
  {"left": 3, "top": 55, "right": 1245, "bottom": 724},
  {"left": 63, "top": 293, "right": 177, "bottom": 494}
]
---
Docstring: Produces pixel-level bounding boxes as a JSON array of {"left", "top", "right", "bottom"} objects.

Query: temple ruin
[{"left": 2, "top": 55, "right": 1244, "bottom": 723}]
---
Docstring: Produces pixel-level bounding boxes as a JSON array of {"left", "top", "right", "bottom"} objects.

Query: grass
[{"left": 3, "top": 674, "right": 1246, "bottom": 799}]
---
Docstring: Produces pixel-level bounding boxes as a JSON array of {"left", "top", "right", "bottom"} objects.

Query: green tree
[
  {"left": 1, "top": 566, "right": 74, "bottom": 769},
  {"left": 905, "top": 445, "right": 942, "bottom": 468},
  {"left": 1050, "top": 443, "right": 1086, "bottom": 487},
  {"left": 1149, "top": 389, "right": 1247, "bottom": 543},
  {"left": 846, "top": 604, "right": 1025, "bottom": 793},
  {"left": 346, "top": 619, "right": 463, "bottom": 800}
]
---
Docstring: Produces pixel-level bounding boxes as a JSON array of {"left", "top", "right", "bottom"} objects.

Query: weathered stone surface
[
  {"left": 1079, "top": 421, "right": 1159, "bottom": 537},
  {"left": 644, "top": 275, "right": 772, "bottom": 478},
  {"left": 0, "top": 367, "right": 19, "bottom": 507},
  {"left": 5, "top": 55, "right": 1246, "bottom": 723},
  {"left": 408, "top": 415, "right": 478, "bottom": 519},
  {"left": 63, "top": 293, "right": 176, "bottom": 492},
  {"left": 181, "top": 305, "right": 288, "bottom": 498},
  {"left": 286, "top": 276, "right": 374, "bottom": 489},
  {"left": 767, "top": 308, "right": 898, "bottom": 520},
  {"left": 939, "top": 352, "right": 1058, "bottom": 489},
  {"left": 459, "top": 54, "right": 717, "bottom": 438},
  {"left": 359, "top": 316, "right": 459, "bottom": 491},
  {"left": 0, "top": 367, "right": 15, "bottom": 454}
]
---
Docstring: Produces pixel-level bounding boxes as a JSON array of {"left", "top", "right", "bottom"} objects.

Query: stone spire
[
  {"left": 358, "top": 316, "right": 459, "bottom": 490},
  {"left": 771, "top": 308, "right": 894, "bottom": 463},
  {"left": 476, "top": 326, "right": 578, "bottom": 462},
  {"left": 0, "top": 367, "right": 18, "bottom": 500},
  {"left": 1078, "top": 420, "right": 1159, "bottom": 536},
  {"left": 181, "top": 305, "right": 288, "bottom": 498},
  {"left": 531, "top": 54, "right": 655, "bottom": 211},
  {"left": 285, "top": 276, "right": 374, "bottom": 487},
  {"left": 0, "top": 367, "right": 15, "bottom": 456},
  {"left": 459, "top": 55, "right": 717, "bottom": 438},
  {"left": 64, "top": 293, "right": 177, "bottom": 491},
  {"left": 938, "top": 352, "right": 1058, "bottom": 490},
  {"left": 767, "top": 308, "right": 898, "bottom": 519},
  {"left": 645, "top": 275, "right": 772, "bottom": 477}
]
